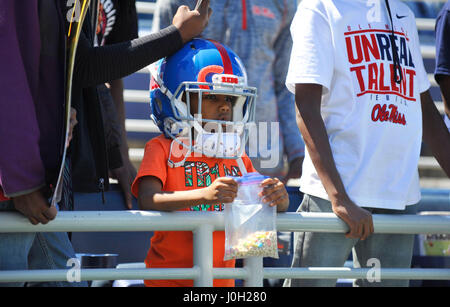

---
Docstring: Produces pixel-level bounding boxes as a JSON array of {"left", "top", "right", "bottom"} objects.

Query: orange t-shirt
[{"left": 131, "top": 134, "right": 256, "bottom": 287}]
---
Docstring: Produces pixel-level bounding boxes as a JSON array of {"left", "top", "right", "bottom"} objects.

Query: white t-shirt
[{"left": 287, "top": 0, "right": 430, "bottom": 210}]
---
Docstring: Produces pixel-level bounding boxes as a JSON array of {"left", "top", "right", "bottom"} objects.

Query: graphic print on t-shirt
[
  {"left": 183, "top": 161, "right": 242, "bottom": 212},
  {"left": 345, "top": 23, "right": 417, "bottom": 126},
  {"left": 97, "top": 0, "right": 117, "bottom": 46}
]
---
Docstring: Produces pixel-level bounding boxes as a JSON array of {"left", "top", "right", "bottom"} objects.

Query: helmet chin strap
[
  {"left": 192, "top": 118, "right": 248, "bottom": 175},
  {"left": 167, "top": 137, "right": 192, "bottom": 168},
  {"left": 191, "top": 119, "right": 244, "bottom": 158},
  {"left": 236, "top": 157, "right": 247, "bottom": 176},
  {"left": 167, "top": 122, "right": 247, "bottom": 170}
]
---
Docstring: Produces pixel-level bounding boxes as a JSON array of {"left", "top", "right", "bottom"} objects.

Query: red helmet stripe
[{"left": 209, "top": 40, "right": 234, "bottom": 75}]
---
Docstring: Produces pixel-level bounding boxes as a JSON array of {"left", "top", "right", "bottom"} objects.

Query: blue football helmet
[{"left": 149, "top": 38, "right": 257, "bottom": 166}]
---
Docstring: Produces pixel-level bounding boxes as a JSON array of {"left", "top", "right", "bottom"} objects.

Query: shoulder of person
[
  {"left": 144, "top": 134, "right": 172, "bottom": 155},
  {"left": 295, "top": 0, "right": 333, "bottom": 20},
  {"left": 299, "top": 0, "right": 329, "bottom": 10}
]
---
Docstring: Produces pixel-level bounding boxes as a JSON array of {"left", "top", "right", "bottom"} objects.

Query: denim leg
[
  {"left": 0, "top": 232, "right": 36, "bottom": 287},
  {"left": 352, "top": 204, "right": 418, "bottom": 287},
  {"left": 0, "top": 200, "right": 87, "bottom": 287},
  {"left": 283, "top": 195, "right": 358, "bottom": 287},
  {"left": 27, "top": 232, "right": 87, "bottom": 287},
  {"left": 0, "top": 201, "right": 36, "bottom": 287}
]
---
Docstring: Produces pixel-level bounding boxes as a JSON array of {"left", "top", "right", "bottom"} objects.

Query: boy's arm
[
  {"left": 138, "top": 176, "right": 238, "bottom": 211},
  {"left": 295, "top": 84, "right": 374, "bottom": 240}
]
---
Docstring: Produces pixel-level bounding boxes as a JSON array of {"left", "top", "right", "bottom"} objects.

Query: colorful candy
[{"left": 225, "top": 231, "right": 278, "bottom": 259}]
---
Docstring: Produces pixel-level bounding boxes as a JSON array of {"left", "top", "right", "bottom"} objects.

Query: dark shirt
[
  {"left": 96, "top": 0, "right": 138, "bottom": 46},
  {"left": 435, "top": 1, "right": 450, "bottom": 82},
  {"left": 0, "top": 0, "right": 64, "bottom": 197}
]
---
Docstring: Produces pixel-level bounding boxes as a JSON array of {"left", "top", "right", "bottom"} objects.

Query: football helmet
[{"left": 149, "top": 38, "right": 257, "bottom": 167}]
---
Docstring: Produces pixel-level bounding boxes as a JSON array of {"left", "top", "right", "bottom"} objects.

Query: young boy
[{"left": 131, "top": 39, "right": 289, "bottom": 287}]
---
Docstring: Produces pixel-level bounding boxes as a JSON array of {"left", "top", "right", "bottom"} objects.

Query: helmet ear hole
[{"left": 155, "top": 97, "right": 163, "bottom": 112}]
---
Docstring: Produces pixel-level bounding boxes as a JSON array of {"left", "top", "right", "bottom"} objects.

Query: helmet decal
[{"left": 197, "top": 65, "right": 224, "bottom": 90}]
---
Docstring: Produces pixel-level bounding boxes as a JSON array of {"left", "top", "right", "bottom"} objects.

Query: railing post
[
  {"left": 193, "top": 224, "right": 214, "bottom": 287},
  {"left": 243, "top": 257, "right": 264, "bottom": 287}
]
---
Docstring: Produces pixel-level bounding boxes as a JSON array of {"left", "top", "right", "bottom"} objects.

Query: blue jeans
[
  {"left": 0, "top": 201, "right": 87, "bottom": 287},
  {"left": 284, "top": 194, "right": 417, "bottom": 287}
]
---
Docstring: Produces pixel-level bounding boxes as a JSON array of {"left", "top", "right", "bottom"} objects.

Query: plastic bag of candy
[{"left": 224, "top": 173, "right": 279, "bottom": 260}]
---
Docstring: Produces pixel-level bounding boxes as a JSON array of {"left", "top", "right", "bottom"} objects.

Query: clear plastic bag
[{"left": 224, "top": 173, "right": 279, "bottom": 260}]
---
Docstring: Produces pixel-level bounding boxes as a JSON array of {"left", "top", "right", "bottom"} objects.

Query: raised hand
[{"left": 172, "top": 0, "right": 212, "bottom": 43}]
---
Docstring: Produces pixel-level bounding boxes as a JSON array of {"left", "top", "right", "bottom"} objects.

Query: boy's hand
[
  {"left": 203, "top": 177, "right": 238, "bottom": 204},
  {"left": 172, "top": 0, "right": 212, "bottom": 43},
  {"left": 259, "top": 178, "right": 289, "bottom": 212}
]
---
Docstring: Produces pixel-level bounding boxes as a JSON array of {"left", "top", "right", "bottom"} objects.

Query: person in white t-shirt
[{"left": 284, "top": 0, "right": 450, "bottom": 287}]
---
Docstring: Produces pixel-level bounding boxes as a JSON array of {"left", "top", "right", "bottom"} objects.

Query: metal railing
[{"left": 1, "top": 211, "right": 449, "bottom": 286}]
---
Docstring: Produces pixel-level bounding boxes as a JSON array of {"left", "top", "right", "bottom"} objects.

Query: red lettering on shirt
[
  {"left": 371, "top": 104, "right": 407, "bottom": 125},
  {"left": 252, "top": 5, "right": 275, "bottom": 19},
  {"left": 344, "top": 28, "right": 417, "bottom": 106}
]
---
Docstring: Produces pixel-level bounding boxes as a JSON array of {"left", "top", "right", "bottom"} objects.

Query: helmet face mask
[{"left": 149, "top": 39, "right": 257, "bottom": 163}]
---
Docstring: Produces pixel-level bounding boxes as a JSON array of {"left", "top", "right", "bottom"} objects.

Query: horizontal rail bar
[
  {"left": 125, "top": 119, "right": 159, "bottom": 133},
  {"left": 1, "top": 267, "right": 449, "bottom": 283},
  {"left": 0, "top": 268, "right": 199, "bottom": 283},
  {"left": 123, "top": 89, "right": 150, "bottom": 103},
  {"left": 264, "top": 268, "right": 450, "bottom": 280},
  {"left": 0, "top": 211, "right": 223, "bottom": 233},
  {"left": 136, "top": 2, "right": 155, "bottom": 14},
  {"left": 0, "top": 211, "right": 449, "bottom": 234},
  {"left": 416, "top": 18, "right": 436, "bottom": 31}
]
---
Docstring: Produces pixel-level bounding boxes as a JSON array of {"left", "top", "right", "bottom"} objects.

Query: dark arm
[
  {"left": 73, "top": 0, "right": 212, "bottom": 88},
  {"left": 295, "top": 84, "right": 373, "bottom": 240},
  {"left": 73, "top": 26, "right": 183, "bottom": 88},
  {"left": 420, "top": 90, "right": 450, "bottom": 177},
  {"left": 436, "top": 76, "right": 450, "bottom": 118}
]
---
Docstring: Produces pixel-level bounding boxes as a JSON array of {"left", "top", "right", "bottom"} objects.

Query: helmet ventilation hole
[{"left": 156, "top": 98, "right": 163, "bottom": 112}]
